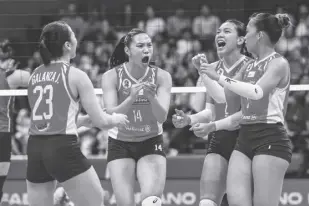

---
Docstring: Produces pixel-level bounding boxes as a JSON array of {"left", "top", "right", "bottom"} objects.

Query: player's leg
[
  {"left": 226, "top": 150, "right": 253, "bottom": 206},
  {"left": 252, "top": 154, "right": 289, "bottom": 206},
  {"left": 199, "top": 131, "right": 238, "bottom": 206},
  {"left": 136, "top": 136, "right": 166, "bottom": 206},
  {"left": 199, "top": 154, "right": 227, "bottom": 206},
  {"left": 26, "top": 136, "right": 56, "bottom": 206},
  {"left": 44, "top": 135, "right": 103, "bottom": 206},
  {"left": 27, "top": 181, "right": 57, "bottom": 206},
  {"left": 0, "top": 133, "right": 11, "bottom": 202},
  {"left": 251, "top": 124, "right": 292, "bottom": 206},
  {"left": 107, "top": 137, "right": 136, "bottom": 206},
  {"left": 61, "top": 166, "right": 104, "bottom": 206}
]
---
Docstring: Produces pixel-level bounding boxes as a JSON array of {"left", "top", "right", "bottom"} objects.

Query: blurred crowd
[{"left": 5, "top": 2, "right": 309, "bottom": 176}]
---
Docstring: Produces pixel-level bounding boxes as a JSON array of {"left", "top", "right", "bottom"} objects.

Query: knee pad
[
  {"left": 142, "top": 196, "right": 162, "bottom": 206},
  {"left": 199, "top": 199, "right": 217, "bottom": 206}
]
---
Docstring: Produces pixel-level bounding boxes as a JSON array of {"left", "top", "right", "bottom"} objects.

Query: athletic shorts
[
  {"left": 26, "top": 135, "right": 91, "bottom": 183},
  {"left": 206, "top": 130, "right": 239, "bottom": 161},
  {"left": 235, "top": 123, "right": 292, "bottom": 163},
  {"left": 0, "top": 132, "right": 11, "bottom": 162},
  {"left": 107, "top": 135, "right": 166, "bottom": 163}
]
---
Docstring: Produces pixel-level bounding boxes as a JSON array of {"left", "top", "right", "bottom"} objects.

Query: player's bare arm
[
  {"left": 72, "top": 68, "right": 128, "bottom": 129},
  {"left": 147, "top": 69, "right": 172, "bottom": 124}
]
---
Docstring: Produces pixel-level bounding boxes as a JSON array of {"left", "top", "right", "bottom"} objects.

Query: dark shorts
[
  {"left": 26, "top": 135, "right": 91, "bottom": 183},
  {"left": 0, "top": 132, "right": 11, "bottom": 162},
  {"left": 235, "top": 123, "right": 292, "bottom": 163},
  {"left": 206, "top": 130, "right": 239, "bottom": 161},
  {"left": 107, "top": 135, "right": 166, "bottom": 163}
]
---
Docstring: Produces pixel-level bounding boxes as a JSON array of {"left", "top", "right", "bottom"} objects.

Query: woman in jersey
[
  {"left": 26, "top": 21, "right": 128, "bottom": 206},
  {"left": 200, "top": 13, "right": 292, "bottom": 206},
  {"left": 101, "top": 28, "right": 172, "bottom": 206},
  {"left": 172, "top": 19, "right": 251, "bottom": 206},
  {"left": 0, "top": 39, "right": 30, "bottom": 203}
]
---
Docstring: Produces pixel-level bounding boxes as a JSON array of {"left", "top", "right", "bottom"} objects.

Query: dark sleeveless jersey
[
  {"left": 0, "top": 70, "right": 14, "bottom": 132},
  {"left": 28, "top": 62, "right": 80, "bottom": 135},
  {"left": 108, "top": 63, "right": 163, "bottom": 142},
  {"left": 207, "top": 56, "right": 251, "bottom": 121},
  {"left": 241, "top": 52, "right": 290, "bottom": 124}
]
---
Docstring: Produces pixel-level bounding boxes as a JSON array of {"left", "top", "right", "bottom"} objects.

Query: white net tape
[{"left": 0, "top": 85, "right": 308, "bottom": 96}]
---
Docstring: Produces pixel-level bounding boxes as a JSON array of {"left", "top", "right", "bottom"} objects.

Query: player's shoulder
[
  {"left": 102, "top": 66, "right": 118, "bottom": 80},
  {"left": 156, "top": 66, "right": 172, "bottom": 82},
  {"left": 68, "top": 65, "right": 90, "bottom": 86},
  {"left": 268, "top": 53, "right": 288, "bottom": 66},
  {"left": 32, "top": 64, "right": 45, "bottom": 74},
  {"left": 69, "top": 65, "right": 87, "bottom": 76},
  {"left": 268, "top": 54, "right": 289, "bottom": 73}
]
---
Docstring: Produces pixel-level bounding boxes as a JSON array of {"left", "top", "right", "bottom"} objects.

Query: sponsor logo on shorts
[
  {"left": 145, "top": 125, "right": 151, "bottom": 133},
  {"left": 124, "top": 125, "right": 151, "bottom": 133}
]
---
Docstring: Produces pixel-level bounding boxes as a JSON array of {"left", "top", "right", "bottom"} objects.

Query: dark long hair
[
  {"left": 225, "top": 19, "right": 253, "bottom": 58},
  {"left": 109, "top": 28, "right": 146, "bottom": 68},
  {"left": 39, "top": 21, "right": 71, "bottom": 65}
]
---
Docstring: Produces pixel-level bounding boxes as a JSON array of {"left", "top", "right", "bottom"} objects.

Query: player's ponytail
[
  {"left": 109, "top": 36, "right": 128, "bottom": 68},
  {"left": 39, "top": 39, "right": 52, "bottom": 65},
  {"left": 241, "top": 43, "right": 253, "bottom": 58},
  {"left": 275, "top": 13, "right": 291, "bottom": 30}
]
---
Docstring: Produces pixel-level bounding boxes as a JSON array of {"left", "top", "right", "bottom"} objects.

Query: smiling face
[{"left": 215, "top": 21, "right": 244, "bottom": 56}]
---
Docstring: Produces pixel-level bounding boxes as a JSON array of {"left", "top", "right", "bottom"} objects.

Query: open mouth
[
  {"left": 217, "top": 40, "right": 226, "bottom": 49},
  {"left": 142, "top": 56, "right": 149, "bottom": 63}
]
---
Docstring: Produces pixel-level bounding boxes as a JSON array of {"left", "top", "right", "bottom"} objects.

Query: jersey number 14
[{"left": 133, "top": 109, "right": 143, "bottom": 122}]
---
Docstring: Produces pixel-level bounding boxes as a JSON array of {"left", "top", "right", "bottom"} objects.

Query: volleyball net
[{"left": 0, "top": 84, "right": 309, "bottom": 96}]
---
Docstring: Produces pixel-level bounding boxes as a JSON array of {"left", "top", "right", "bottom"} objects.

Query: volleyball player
[
  {"left": 173, "top": 20, "right": 251, "bottom": 206},
  {"left": 26, "top": 21, "right": 128, "bottom": 206},
  {"left": 101, "top": 28, "right": 172, "bottom": 206},
  {"left": 0, "top": 39, "right": 30, "bottom": 203},
  {"left": 200, "top": 13, "right": 292, "bottom": 206}
]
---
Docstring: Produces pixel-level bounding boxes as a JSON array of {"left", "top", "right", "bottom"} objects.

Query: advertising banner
[{"left": 2, "top": 179, "right": 309, "bottom": 206}]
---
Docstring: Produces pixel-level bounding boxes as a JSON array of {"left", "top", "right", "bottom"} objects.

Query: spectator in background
[
  {"left": 82, "top": 8, "right": 104, "bottom": 42},
  {"left": 61, "top": 3, "right": 87, "bottom": 42},
  {"left": 276, "top": 22, "right": 301, "bottom": 56},
  {"left": 192, "top": 4, "right": 221, "bottom": 51},
  {"left": 295, "top": 3, "right": 309, "bottom": 37},
  {"left": 177, "top": 28, "right": 194, "bottom": 57},
  {"left": 122, "top": 4, "right": 133, "bottom": 32},
  {"left": 138, "top": 6, "right": 165, "bottom": 38},
  {"left": 166, "top": 8, "right": 191, "bottom": 38}
]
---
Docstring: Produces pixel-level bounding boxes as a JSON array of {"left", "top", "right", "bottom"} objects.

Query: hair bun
[{"left": 275, "top": 13, "right": 291, "bottom": 29}]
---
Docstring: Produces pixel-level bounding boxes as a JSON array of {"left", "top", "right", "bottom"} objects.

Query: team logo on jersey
[
  {"left": 34, "top": 122, "right": 51, "bottom": 132},
  {"left": 122, "top": 79, "right": 132, "bottom": 89},
  {"left": 246, "top": 63, "right": 254, "bottom": 71},
  {"left": 247, "top": 71, "right": 256, "bottom": 78},
  {"left": 217, "top": 68, "right": 224, "bottom": 75}
]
